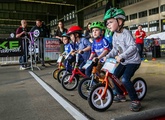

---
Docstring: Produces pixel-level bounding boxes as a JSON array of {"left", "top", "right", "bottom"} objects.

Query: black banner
[{"left": 0, "top": 38, "right": 23, "bottom": 57}]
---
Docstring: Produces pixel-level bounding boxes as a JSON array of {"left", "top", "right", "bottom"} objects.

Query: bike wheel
[
  {"left": 78, "top": 78, "right": 98, "bottom": 100},
  {"left": 88, "top": 83, "right": 113, "bottom": 112},
  {"left": 133, "top": 77, "right": 147, "bottom": 101},
  {"left": 52, "top": 68, "right": 59, "bottom": 80},
  {"left": 61, "top": 73, "right": 79, "bottom": 91},
  {"left": 57, "top": 68, "right": 68, "bottom": 83}
]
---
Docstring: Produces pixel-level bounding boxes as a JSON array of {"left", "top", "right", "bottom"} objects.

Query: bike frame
[
  {"left": 68, "top": 53, "right": 87, "bottom": 83},
  {"left": 100, "top": 69, "right": 143, "bottom": 99},
  {"left": 99, "top": 70, "right": 127, "bottom": 99},
  {"left": 69, "top": 62, "right": 87, "bottom": 83}
]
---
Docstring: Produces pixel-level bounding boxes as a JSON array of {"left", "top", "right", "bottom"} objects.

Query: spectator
[
  {"left": 16, "top": 19, "right": 29, "bottom": 70},
  {"left": 54, "top": 21, "right": 68, "bottom": 53},
  {"left": 54, "top": 21, "right": 68, "bottom": 43},
  {"left": 30, "top": 19, "right": 49, "bottom": 66},
  {"left": 84, "top": 22, "right": 93, "bottom": 42},
  {"left": 30, "top": 19, "right": 49, "bottom": 38},
  {"left": 135, "top": 25, "right": 147, "bottom": 60}
]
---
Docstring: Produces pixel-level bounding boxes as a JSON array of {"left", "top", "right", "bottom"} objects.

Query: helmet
[
  {"left": 90, "top": 21, "right": 105, "bottom": 31},
  {"left": 61, "top": 33, "right": 69, "bottom": 38},
  {"left": 67, "top": 26, "right": 82, "bottom": 35},
  {"left": 104, "top": 7, "right": 126, "bottom": 21}
]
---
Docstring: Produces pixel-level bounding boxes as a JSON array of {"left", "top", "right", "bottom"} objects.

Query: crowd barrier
[{"left": 0, "top": 37, "right": 61, "bottom": 66}]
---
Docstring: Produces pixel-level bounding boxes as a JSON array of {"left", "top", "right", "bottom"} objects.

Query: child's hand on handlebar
[
  {"left": 77, "top": 50, "right": 84, "bottom": 54},
  {"left": 115, "top": 56, "right": 125, "bottom": 62},
  {"left": 92, "top": 57, "right": 99, "bottom": 63},
  {"left": 115, "top": 56, "right": 122, "bottom": 63}
]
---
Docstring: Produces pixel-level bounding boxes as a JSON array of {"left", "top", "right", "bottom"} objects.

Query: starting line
[{"left": 29, "top": 71, "right": 88, "bottom": 120}]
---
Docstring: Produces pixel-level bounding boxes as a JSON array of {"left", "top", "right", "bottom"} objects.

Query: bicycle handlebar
[{"left": 120, "top": 58, "right": 125, "bottom": 62}]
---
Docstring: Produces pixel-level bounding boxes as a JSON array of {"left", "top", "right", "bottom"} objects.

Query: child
[
  {"left": 104, "top": 7, "right": 141, "bottom": 112},
  {"left": 85, "top": 21, "right": 110, "bottom": 77},
  {"left": 62, "top": 33, "right": 74, "bottom": 55},
  {"left": 66, "top": 25, "right": 91, "bottom": 72},
  {"left": 61, "top": 33, "right": 74, "bottom": 72}
]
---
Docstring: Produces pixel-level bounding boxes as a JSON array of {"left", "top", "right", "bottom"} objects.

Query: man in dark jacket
[{"left": 30, "top": 19, "right": 49, "bottom": 66}]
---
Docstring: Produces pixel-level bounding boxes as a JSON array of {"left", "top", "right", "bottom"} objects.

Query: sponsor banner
[
  {"left": 43, "top": 38, "right": 61, "bottom": 61},
  {"left": 0, "top": 38, "right": 23, "bottom": 57}
]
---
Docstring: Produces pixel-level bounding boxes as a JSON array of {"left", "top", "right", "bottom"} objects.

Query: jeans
[
  {"left": 85, "top": 61, "right": 103, "bottom": 77},
  {"left": 19, "top": 55, "right": 26, "bottom": 67},
  {"left": 64, "top": 59, "right": 72, "bottom": 73},
  {"left": 113, "top": 63, "right": 140, "bottom": 101},
  {"left": 136, "top": 43, "right": 144, "bottom": 58}
]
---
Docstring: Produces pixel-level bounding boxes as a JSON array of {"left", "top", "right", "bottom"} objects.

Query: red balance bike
[{"left": 61, "top": 51, "right": 87, "bottom": 91}]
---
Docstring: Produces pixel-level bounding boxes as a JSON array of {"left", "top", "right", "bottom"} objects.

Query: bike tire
[
  {"left": 52, "top": 68, "right": 59, "bottom": 80},
  {"left": 133, "top": 77, "right": 147, "bottom": 101},
  {"left": 88, "top": 83, "right": 113, "bottom": 112},
  {"left": 78, "top": 77, "right": 98, "bottom": 100},
  {"left": 61, "top": 73, "right": 79, "bottom": 91},
  {"left": 57, "top": 68, "right": 68, "bottom": 83}
]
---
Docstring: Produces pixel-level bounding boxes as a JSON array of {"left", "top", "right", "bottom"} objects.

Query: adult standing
[
  {"left": 30, "top": 19, "right": 49, "bottom": 38},
  {"left": 84, "top": 22, "right": 93, "bottom": 42},
  {"left": 30, "top": 19, "right": 49, "bottom": 66},
  {"left": 16, "top": 19, "right": 29, "bottom": 70},
  {"left": 54, "top": 21, "right": 68, "bottom": 43},
  {"left": 135, "top": 25, "right": 146, "bottom": 60},
  {"left": 54, "top": 21, "right": 68, "bottom": 52}
]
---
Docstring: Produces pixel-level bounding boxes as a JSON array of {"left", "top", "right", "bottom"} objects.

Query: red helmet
[{"left": 67, "top": 26, "right": 82, "bottom": 35}]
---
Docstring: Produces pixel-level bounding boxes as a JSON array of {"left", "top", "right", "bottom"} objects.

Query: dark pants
[
  {"left": 136, "top": 43, "right": 144, "bottom": 58},
  {"left": 19, "top": 39, "right": 29, "bottom": 67},
  {"left": 113, "top": 63, "right": 140, "bottom": 101}
]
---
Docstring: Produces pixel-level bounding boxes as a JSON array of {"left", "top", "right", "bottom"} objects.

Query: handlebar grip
[
  {"left": 120, "top": 58, "right": 125, "bottom": 62},
  {"left": 80, "top": 51, "right": 84, "bottom": 54},
  {"left": 95, "top": 57, "right": 99, "bottom": 63},
  {"left": 92, "top": 57, "right": 99, "bottom": 66}
]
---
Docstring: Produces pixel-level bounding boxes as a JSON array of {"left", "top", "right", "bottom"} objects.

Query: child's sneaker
[
  {"left": 113, "top": 95, "right": 126, "bottom": 102},
  {"left": 130, "top": 101, "right": 141, "bottom": 112}
]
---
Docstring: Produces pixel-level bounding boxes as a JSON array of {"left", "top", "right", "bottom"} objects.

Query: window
[
  {"left": 130, "top": 13, "right": 137, "bottom": 20},
  {"left": 129, "top": 24, "right": 137, "bottom": 34},
  {"left": 141, "top": 22, "right": 148, "bottom": 32},
  {"left": 149, "top": 20, "right": 159, "bottom": 32},
  {"left": 125, "top": 15, "right": 129, "bottom": 21},
  {"left": 149, "top": 7, "right": 159, "bottom": 15},
  {"left": 139, "top": 10, "right": 147, "bottom": 18},
  {"left": 161, "top": 4, "right": 165, "bottom": 12},
  {"left": 161, "top": 19, "right": 165, "bottom": 31}
]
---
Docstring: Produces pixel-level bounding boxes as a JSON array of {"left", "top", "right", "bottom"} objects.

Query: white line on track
[{"left": 29, "top": 71, "right": 88, "bottom": 120}]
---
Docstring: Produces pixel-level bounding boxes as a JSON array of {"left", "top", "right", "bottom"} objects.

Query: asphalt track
[{"left": 0, "top": 57, "right": 165, "bottom": 120}]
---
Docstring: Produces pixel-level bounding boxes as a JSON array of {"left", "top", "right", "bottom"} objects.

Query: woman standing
[
  {"left": 55, "top": 21, "right": 68, "bottom": 43},
  {"left": 55, "top": 21, "right": 68, "bottom": 53}
]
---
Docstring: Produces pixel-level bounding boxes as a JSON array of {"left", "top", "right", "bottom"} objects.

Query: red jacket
[{"left": 135, "top": 30, "right": 146, "bottom": 44}]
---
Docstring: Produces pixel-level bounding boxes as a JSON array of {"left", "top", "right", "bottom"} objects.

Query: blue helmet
[{"left": 62, "top": 33, "right": 70, "bottom": 38}]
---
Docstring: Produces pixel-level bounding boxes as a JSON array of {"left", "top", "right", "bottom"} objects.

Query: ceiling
[{"left": 0, "top": 0, "right": 91, "bottom": 35}]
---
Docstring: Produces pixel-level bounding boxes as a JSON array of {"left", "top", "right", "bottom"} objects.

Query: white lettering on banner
[{"left": 0, "top": 46, "right": 21, "bottom": 53}]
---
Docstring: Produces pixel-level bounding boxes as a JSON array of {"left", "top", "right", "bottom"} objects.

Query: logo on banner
[{"left": 0, "top": 38, "right": 23, "bottom": 57}]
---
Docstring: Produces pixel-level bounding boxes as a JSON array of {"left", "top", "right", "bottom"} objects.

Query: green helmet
[
  {"left": 90, "top": 21, "right": 105, "bottom": 31},
  {"left": 104, "top": 7, "right": 126, "bottom": 21}
]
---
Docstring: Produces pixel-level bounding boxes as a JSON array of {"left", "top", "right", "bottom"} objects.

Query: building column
[{"left": 75, "top": 0, "right": 84, "bottom": 28}]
